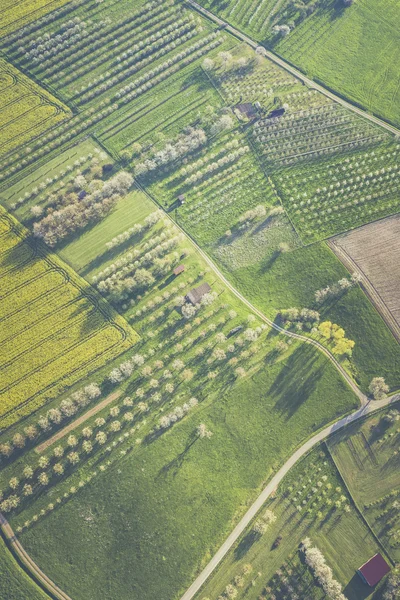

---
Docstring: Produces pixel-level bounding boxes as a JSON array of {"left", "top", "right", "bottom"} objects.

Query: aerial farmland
[{"left": 0, "top": 1, "right": 399, "bottom": 600}]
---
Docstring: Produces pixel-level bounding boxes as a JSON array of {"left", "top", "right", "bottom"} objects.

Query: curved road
[
  {"left": 185, "top": 0, "right": 400, "bottom": 137},
  {"left": 0, "top": 512, "right": 72, "bottom": 600}
]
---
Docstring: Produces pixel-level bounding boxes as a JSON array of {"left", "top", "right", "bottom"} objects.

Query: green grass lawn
[
  {"left": 0, "top": 536, "right": 49, "bottom": 600},
  {"left": 276, "top": 0, "right": 400, "bottom": 128},
  {"left": 193, "top": 446, "right": 387, "bottom": 600},
  {"left": 17, "top": 343, "right": 357, "bottom": 600},
  {"left": 60, "top": 188, "right": 153, "bottom": 275}
]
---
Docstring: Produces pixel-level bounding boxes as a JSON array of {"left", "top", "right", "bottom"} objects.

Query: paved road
[
  {"left": 186, "top": 0, "right": 400, "bottom": 138},
  {"left": 180, "top": 393, "right": 399, "bottom": 600},
  {"left": 0, "top": 512, "right": 72, "bottom": 600}
]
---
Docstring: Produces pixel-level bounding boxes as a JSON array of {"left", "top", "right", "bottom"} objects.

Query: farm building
[
  {"left": 235, "top": 102, "right": 258, "bottom": 119},
  {"left": 357, "top": 553, "right": 391, "bottom": 586},
  {"left": 186, "top": 282, "right": 211, "bottom": 305},
  {"left": 173, "top": 264, "right": 185, "bottom": 276},
  {"left": 177, "top": 194, "right": 185, "bottom": 204}
]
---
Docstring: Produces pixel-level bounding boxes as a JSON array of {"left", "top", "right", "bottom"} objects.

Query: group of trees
[
  {"left": 113, "top": 33, "right": 222, "bottom": 107},
  {"left": 95, "top": 226, "right": 174, "bottom": 283},
  {"left": 96, "top": 235, "right": 183, "bottom": 300},
  {"left": 203, "top": 51, "right": 252, "bottom": 74},
  {"left": 280, "top": 307, "right": 320, "bottom": 331},
  {"left": 159, "top": 397, "right": 198, "bottom": 429},
  {"left": 58, "top": 3, "right": 171, "bottom": 85},
  {"left": 318, "top": 321, "right": 355, "bottom": 356},
  {"left": 3, "top": 0, "right": 87, "bottom": 46},
  {"left": 134, "top": 127, "right": 207, "bottom": 177},
  {"left": 184, "top": 147, "right": 249, "bottom": 186},
  {"left": 252, "top": 509, "right": 277, "bottom": 535},
  {"left": 20, "top": 18, "right": 88, "bottom": 64},
  {"left": 369, "top": 377, "right": 389, "bottom": 401},
  {"left": 0, "top": 383, "right": 101, "bottom": 461},
  {"left": 383, "top": 570, "right": 400, "bottom": 599},
  {"left": 0, "top": 393, "right": 146, "bottom": 515},
  {"left": 314, "top": 273, "right": 361, "bottom": 303},
  {"left": 33, "top": 171, "right": 133, "bottom": 246},
  {"left": 301, "top": 538, "right": 347, "bottom": 600},
  {"left": 76, "top": 20, "right": 199, "bottom": 102}
]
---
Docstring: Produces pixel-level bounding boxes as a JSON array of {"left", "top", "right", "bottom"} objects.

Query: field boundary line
[{"left": 35, "top": 390, "right": 122, "bottom": 454}]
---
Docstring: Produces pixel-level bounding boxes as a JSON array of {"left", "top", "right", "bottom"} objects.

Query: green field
[
  {"left": 16, "top": 357, "right": 357, "bottom": 600},
  {"left": 276, "top": 0, "right": 400, "bottom": 128},
  {"left": 0, "top": 205, "right": 138, "bottom": 429},
  {"left": 0, "top": 536, "right": 48, "bottom": 600},
  {"left": 0, "top": 0, "right": 399, "bottom": 598},
  {"left": 0, "top": 191, "right": 359, "bottom": 600},
  {"left": 194, "top": 446, "right": 387, "bottom": 600},
  {"left": 216, "top": 241, "right": 400, "bottom": 393}
]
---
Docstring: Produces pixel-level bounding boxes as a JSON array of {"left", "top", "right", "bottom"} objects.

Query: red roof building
[
  {"left": 173, "top": 265, "right": 185, "bottom": 276},
  {"left": 357, "top": 553, "right": 391, "bottom": 586}
]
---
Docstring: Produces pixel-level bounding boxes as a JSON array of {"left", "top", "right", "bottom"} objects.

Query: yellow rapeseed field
[
  {"left": 0, "top": 206, "right": 139, "bottom": 429},
  {"left": 0, "top": 59, "right": 71, "bottom": 158},
  {"left": 0, "top": 0, "right": 71, "bottom": 36}
]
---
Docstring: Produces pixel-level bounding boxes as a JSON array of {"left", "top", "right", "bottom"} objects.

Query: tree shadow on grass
[
  {"left": 343, "top": 574, "right": 375, "bottom": 600},
  {"left": 259, "top": 249, "right": 281, "bottom": 273},
  {"left": 267, "top": 344, "right": 324, "bottom": 420},
  {"left": 156, "top": 432, "right": 198, "bottom": 480},
  {"left": 234, "top": 530, "right": 259, "bottom": 560}
]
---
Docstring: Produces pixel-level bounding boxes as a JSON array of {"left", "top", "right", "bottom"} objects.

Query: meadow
[
  {"left": 0, "top": 205, "right": 137, "bottom": 429},
  {"left": 0, "top": 1, "right": 399, "bottom": 598},
  {"left": 193, "top": 446, "right": 387, "bottom": 600},
  {"left": 276, "top": 0, "right": 400, "bottom": 128},
  {"left": 0, "top": 58, "right": 71, "bottom": 159},
  {"left": 217, "top": 240, "right": 400, "bottom": 393},
  {"left": 0, "top": 536, "right": 48, "bottom": 600}
]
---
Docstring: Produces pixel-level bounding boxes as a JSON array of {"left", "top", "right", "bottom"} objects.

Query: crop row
[
  {"left": 76, "top": 19, "right": 198, "bottom": 102},
  {"left": 57, "top": 6, "right": 181, "bottom": 86}
]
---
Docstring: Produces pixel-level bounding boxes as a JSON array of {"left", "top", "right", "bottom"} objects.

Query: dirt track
[{"left": 35, "top": 390, "right": 122, "bottom": 454}]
